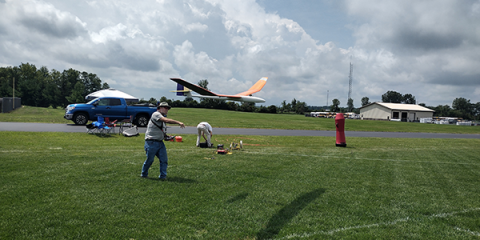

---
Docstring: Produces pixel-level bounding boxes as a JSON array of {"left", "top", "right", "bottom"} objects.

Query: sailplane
[{"left": 170, "top": 77, "right": 268, "bottom": 103}]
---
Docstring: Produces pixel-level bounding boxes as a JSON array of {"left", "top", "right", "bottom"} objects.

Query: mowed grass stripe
[
  {"left": 1, "top": 132, "right": 479, "bottom": 239},
  {"left": 280, "top": 207, "right": 480, "bottom": 239},
  {"left": 2, "top": 105, "right": 480, "bottom": 134}
]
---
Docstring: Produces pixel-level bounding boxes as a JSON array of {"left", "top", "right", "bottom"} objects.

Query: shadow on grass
[
  {"left": 145, "top": 176, "right": 197, "bottom": 183},
  {"left": 89, "top": 133, "right": 117, "bottom": 138},
  {"left": 256, "top": 188, "right": 326, "bottom": 240},
  {"left": 226, "top": 192, "right": 249, "bottom": 203}
]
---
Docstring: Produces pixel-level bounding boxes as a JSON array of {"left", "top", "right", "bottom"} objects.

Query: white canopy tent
[{"left": 85, "top": 89, "right": 139, "bottom": 104}]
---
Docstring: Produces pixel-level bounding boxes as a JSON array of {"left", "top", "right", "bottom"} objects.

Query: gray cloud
[
  {"left": 393, "top": 27, "right": 463, "bottom": 51},
  {"left": 107, "top": 43, "right": 161, "bottom": 72},
  {"left": 18, "top": 14, "right": 85, "bottom": 39},
  {"left": 429, "top": 72, "right": 480, "bottom": 86},
  {"left": 0, "top": 0, "right": 478, "bottom": 107},
  {"left": 12, "top": 1, "right": 87, "bottom": 39}
]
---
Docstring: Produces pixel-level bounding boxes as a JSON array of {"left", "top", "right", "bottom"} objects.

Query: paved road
[{"left": 1, "top": 122, "right": 479, "bottom": 139}]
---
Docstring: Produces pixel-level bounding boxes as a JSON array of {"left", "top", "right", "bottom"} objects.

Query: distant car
[{"left": 64, "top": 97, "right": 157, "bottom": 127}]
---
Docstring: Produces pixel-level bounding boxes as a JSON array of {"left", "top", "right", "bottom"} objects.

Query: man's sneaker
[
  {"left": 159, "top": 177, "right": 167, "bottom": 181},
  {"left": 140, "top": 175, "right": 148, "bottom": 178}
]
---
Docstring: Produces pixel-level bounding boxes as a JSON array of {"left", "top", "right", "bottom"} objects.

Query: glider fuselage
[{"left": 170, "top": 77, "right": 268, "bottom": 103}]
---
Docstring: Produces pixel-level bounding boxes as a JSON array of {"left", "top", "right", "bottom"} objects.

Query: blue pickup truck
[{"left": 64, "top": 97, "right": 157, "bottom": 127}]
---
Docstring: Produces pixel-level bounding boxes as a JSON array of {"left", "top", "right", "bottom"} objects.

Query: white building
[{"left": 359, "top": 102, "right": 434, "bottom": 121}]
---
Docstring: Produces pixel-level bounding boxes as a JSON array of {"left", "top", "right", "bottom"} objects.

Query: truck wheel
[
  {"left": 135, "top": 114, "right": 149, "bottom": 127},
  {"left": 73, "top": 113, "right": 88, "bottom": 125}
]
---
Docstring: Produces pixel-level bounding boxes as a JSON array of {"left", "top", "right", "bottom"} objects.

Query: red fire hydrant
[{"left": 335, "top": 113, "right": 347, "bottom": 147}]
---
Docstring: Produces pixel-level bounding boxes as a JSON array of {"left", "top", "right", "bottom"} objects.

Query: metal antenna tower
[
  {"left": 348, "top": 61, "right": 353, "bottom": 101},
  {"left": 326, "top": 90, "right": 329, "bottom": 106}
]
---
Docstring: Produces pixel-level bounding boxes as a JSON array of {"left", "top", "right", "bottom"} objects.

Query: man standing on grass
[
  {"left": 196, "top": 122, "right": 213, "bottom": 147},
  {"left": 141, "top": 102, "right": 185, "bottom": 180}
]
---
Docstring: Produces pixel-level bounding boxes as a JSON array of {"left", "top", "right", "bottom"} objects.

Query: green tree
[
  {"left": 474, "top": 102, "right": 480, "bottom": 120},
  {"left": 81, "top": 72, "right": 102, "bottom": 95},
  {"left": 239, "top": 102, "right": 255, "bottom": 112},
  {"left": 66, "top": 81, "right": 86, "bottom": 103},
  {"left": 196, "top": 79, "right": 219, "bottom": 108},
  {"left": 347, "top": 98, "right": 354, "bottom": 112},
  {"left": 381, "top": 91, "right": 403, "bottom": 103},
  {"left": 295, "top": 101, "right": 307, "bottom": 114},
  {"left": 291, "top": 98, "right": 297, "bottom": 110},
  {"left": 331, "top": 99, "right": 340, "bottom": 112},
  {"left": 50, "top": 69, "right": 64, "bottom": 108},
  {"left": 35, "top": 66, "right": 51, "bottom": 107},
  {"left": 198, "top": 79, "right": 209, "bottom": 90},
  {"left": 267, "top": 105, "right": 277, "bottom": 113},
  {"left": 16, "top": 63, "right": 40, "bottom": 106},
  {"left": 280, "top": 100, "right": 287, "bottom": 113},
  {"left": 0, "top": 67, "right": 14, "bottom": 97},
  {"left": 361, "top": 97, "right": 370, "bottom": 106},
  {"left": 1, "top": 64, "right": 108, "bottom": 108},
  {"left": 148, "top": 97, "right": 157, "bottom": 105},
  {"left": 159, "top": 96, "right": 169, "bottom": 103},
  {"left": 452, "top": 97, "right": 473, "bottom": 119},
  {"left": 60, "top": 69, "right": 80, "bottom": 106},
  {"left": 257, "top": 105, "right": 268, "bottom": 113},
  {"left": 226, "top": 101, "right": 237, "bottom": 111},
  {"left": 183, "top": 97, "right": 199, "bottom": 108},
  {"left": 403, "top": 94, "right": 416, "bottom": 104},
  {"left": 433, "top": 105, "right": 453, "bottom": 117},
  {"left": 43, "top": 71, "right": 61, "bottom": 108}
]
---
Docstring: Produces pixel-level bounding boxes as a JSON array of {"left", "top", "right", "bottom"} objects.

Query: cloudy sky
[{"left": 1, "top": 0, "right": 479, "bottom": 107}]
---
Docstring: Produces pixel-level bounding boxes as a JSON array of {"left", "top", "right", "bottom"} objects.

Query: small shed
[{"left": 359, "top": 102, "right": 434, "bottom": 121}]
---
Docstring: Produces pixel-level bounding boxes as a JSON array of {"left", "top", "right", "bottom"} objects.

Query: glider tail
[
  {"left": 171, "top": 83, "right": 192, "bottom": 97},
  {"left": 176, "top": 83, "right": 185, "bottom": 96}
]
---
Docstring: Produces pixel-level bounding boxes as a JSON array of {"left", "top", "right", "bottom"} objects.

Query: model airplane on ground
[{"left": 170, "top": 77, "right": 268, "bottom": 103}]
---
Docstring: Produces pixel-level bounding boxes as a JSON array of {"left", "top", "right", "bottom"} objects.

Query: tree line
[
  {"left": 2, "top": 64, "right": 478, "bottom": 119},
  {"left": 0, "top": 65, "right": 304, "bottom": 114},
  {"left": 0, "top": 63, "right": 109, "bottom": 108}
]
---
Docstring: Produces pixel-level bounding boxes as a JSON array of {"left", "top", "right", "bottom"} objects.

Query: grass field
[
  {"left": 1, "top": 132, "right": 479, "bottom": 239},
  {"left": 1, "top": 105, "right": 479, "bottom": 134}
]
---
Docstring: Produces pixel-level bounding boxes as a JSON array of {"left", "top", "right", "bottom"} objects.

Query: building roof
[{"left": 360, "top": 102, "right": 434, "bottom": 112}]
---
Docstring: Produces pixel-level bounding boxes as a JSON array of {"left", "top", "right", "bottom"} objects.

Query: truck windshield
[{"left": 86, "top": 99, "right": 98, "bottom": 104}]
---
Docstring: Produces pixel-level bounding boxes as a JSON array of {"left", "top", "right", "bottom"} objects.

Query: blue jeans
[{"left": 141, "top": 140, "right": 168, "bottom": 179}]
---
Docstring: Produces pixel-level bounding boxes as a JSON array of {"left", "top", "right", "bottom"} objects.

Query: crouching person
[{"left": 196, "top": 122, "right": 213, "bottom": 147}]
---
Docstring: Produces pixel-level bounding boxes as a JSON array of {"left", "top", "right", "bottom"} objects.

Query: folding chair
[
  {"left": 86, "top": 123, "right": 96, "bottom": 134},
  {"left": 105, "top": 117, "right": 117, "bottom": 134},
  {"left": 88, "top": 116, "right": 111, "bottom": 134},
  {"left": 119, "top": 115, "right": 134, "bottom": 135}
]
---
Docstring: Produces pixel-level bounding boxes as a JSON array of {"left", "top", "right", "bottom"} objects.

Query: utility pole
[
  {"left": 326, "top": 90, "right": 329, "bottom": 107},
  {"left": 13, "top": 77, "right": 15, "bottom": 109},
  {"left": 347, "top": 57, "right": 353, "bottom": 112},
  {"left": 348, "top": 62, "right": 353, "bottom": 102}
]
